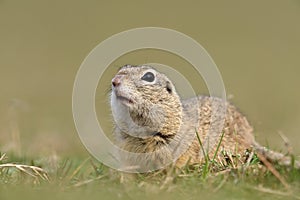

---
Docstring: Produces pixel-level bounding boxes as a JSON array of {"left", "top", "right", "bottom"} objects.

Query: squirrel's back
[{"left": 111, "top": 65, "right": 299, "bottom": 171}]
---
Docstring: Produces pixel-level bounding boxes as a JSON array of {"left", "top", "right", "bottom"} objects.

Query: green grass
[
  {"left": 1, "top": 127, "right": 300, "bottom": 200},
  {"left": 1, "top": 149, "right": 300, "bottom": 200}
]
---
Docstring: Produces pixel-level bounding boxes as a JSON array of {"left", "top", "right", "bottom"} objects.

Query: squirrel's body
[{"left": 110, "top": 65, "right": 299, "bottom": 171}]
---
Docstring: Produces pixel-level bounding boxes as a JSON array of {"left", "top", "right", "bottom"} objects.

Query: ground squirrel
[{"left": 110, "top": 64, "right": 299, "bottom": 172}]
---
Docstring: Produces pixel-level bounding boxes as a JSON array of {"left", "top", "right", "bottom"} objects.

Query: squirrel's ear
[{"left": 166, "top": 81, "right": 173, "bottom": 94}]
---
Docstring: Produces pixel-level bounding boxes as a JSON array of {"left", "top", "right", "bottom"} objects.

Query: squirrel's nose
[{"left": 112, "top": 75, "right": 122, "bottom": 87}]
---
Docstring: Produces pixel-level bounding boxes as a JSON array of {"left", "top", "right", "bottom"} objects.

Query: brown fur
[{"left": 110, "top": 65, "right": 299, "bottom": 170}]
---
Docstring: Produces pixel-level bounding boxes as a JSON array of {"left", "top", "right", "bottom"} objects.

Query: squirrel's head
[{"left": 110, "top": 64, "right": 182, "bottom": 140}]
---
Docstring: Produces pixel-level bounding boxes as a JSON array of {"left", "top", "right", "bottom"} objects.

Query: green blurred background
[{"left": 0, "top": 0, "right": 299, "bottom": 161}]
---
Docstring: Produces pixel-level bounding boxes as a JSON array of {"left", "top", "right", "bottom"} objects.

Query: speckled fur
[{"left": 110, "top": 65, "right": 299, "bottom": 170}]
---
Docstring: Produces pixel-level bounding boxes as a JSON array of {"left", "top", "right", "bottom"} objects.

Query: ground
[{"left": 1, "top": 144, "right": 300, "bottom": 200}]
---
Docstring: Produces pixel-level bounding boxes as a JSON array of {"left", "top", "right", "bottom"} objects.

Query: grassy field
[
  {"left": 1, "top": 129, "right": 300, "bottom": 199},
  {"left": 1, "top": 147, "right": 300, "bottom": 200},
  {"left": 1, "top": 0, "right": 300, "bottom": 200}
]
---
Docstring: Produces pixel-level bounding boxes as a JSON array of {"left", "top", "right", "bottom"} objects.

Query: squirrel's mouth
[
  {"left": 116, "top": 95, "right": 134, "bottom": 104},
  {"left": 112, "top": 87, "right": 134, "bottom": 106}
]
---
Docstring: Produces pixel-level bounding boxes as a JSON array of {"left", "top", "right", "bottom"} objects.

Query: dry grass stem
[
  {"left": 256, "top": 153, "right": 290, "bottom": 190},
  {"left": 0, "top": 163, "right": 49, "bottom": 181}
]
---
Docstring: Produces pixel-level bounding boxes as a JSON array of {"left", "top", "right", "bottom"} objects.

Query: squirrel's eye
[{"left": 141, "top": 72, "right": 155, "bottom": 82}]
